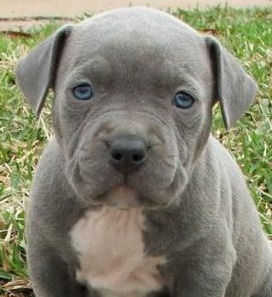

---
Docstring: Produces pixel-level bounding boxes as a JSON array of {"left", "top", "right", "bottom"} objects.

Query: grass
[{"left": 0, "top": 5, "right": 271, "bottom": 296}]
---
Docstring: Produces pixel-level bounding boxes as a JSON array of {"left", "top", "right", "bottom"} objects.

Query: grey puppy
[{"left": 16, "top": 7, "right": 272, "bottom": 297}]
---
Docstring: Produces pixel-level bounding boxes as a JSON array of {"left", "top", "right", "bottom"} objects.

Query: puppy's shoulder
[
  {"left": 36, "top": 137, "right": 64, "bottom": 172},
  {"left": 31, "top": 137, "right": 66, "bottom": 194},
  {"left": 205, "top": 136, "right": 246, "bottom": 184}
]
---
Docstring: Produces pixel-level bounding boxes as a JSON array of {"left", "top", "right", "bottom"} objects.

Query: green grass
[{"left": 0, "top": 5, "right": 271, "bottom": 296}]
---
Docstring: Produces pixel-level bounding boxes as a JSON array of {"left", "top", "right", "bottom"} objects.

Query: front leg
[
  {"left": 173, "top": 258, "right": 233, "bottom": 296},
  {"left": 172, "top": 230, "right": 236, "bottom": 297},
  {"left": 27, "top": 241, "right": 87, "bottom": 297}
]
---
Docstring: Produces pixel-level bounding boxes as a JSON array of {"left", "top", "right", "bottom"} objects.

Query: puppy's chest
[{"left": 70, "top": 207, "right": 166, "bottom": 297}]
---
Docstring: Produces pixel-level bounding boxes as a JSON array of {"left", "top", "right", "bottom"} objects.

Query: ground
[{"left": 0, "top": 0, "right": 271, "bottom": 30}]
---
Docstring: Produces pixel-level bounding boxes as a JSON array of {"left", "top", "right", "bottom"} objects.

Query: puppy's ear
[
  {"left": 16, "top": 25, "right": 73, "bottom": 116},
  {"left": 205, "top": 36, "right": 257, "bottom": 130}
]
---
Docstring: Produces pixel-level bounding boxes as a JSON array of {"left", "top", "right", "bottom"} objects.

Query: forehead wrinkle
[
  {"left": 64, "top": 35, "right": 205, "bottom": 98},
  {"left": 93, "top": 32, "right": 206, "bottom": 89},
  {"left": 65, "top": 55, "right": 112, "bottom": 87},
  {"left": 65, "top": 51, "right": 203, "bottom": 100}
]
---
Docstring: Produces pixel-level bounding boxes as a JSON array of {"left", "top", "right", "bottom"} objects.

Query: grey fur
[{"left": 16, "top": 7, "right": 272, "bottom": 297}]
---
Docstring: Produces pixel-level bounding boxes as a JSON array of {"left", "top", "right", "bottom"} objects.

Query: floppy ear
[
  {"left": 16, "top": 25, "right": 73, "bottom": 116},
  {"left": 205, "top": 36, "right": 257, "bottom": 130}
]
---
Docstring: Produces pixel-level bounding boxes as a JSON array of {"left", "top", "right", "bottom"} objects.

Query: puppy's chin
[{"left": 100, "top": 186, "right": 142, "bottom": 209}]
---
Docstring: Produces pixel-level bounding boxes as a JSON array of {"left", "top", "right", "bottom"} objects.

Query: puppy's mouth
[{"left": 67, "top": 151, "right": 188, "bottom": 209}]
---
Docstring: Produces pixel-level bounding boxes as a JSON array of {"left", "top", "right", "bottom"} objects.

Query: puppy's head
[{"left": 16, "top": 7, "right": 257, "bottom": 208}]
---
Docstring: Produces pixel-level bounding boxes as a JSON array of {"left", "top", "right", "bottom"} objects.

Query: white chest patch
[{"left": 70, "top": 206, "right": 166, "bottom": 297}]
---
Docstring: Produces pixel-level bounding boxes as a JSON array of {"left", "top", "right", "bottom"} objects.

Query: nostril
[
  {"left": 111, "top": 151, "right": 123, "bottom": 162},
  {"left": 133, "top": 152, "right": 145, "bottom": 163}
]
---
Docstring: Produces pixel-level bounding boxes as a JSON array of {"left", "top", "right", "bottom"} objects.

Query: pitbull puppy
[{"left": 16, "top": 7, "right": 272, "bottom": 297}]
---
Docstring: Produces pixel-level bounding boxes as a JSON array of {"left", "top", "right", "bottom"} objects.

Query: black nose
[{"left": 110, "top": 137, "right": 147, "bottom": 173}]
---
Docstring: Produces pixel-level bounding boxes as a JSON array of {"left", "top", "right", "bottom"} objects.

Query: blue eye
[
  {"left": 72, "top": 83, "right": 93, "bottom": 100},
  {"left": 172, "top": 92, "right": 195, "bottom": 109}
]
